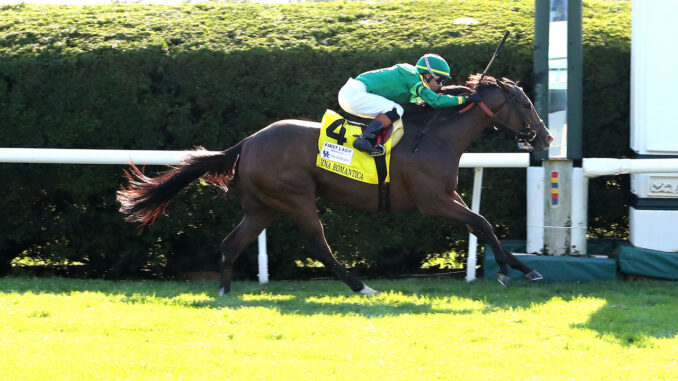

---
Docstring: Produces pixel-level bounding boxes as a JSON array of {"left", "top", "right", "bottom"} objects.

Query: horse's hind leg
[
  {"left": 286, "top": 200, "right": 374, "bottom": 294},
  {"left": 219, "top": 199, "right": 276, "bottom": 296}
]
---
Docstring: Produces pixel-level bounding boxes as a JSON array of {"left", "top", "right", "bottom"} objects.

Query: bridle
[
  {"left": 462, "top": 81, "right": 543, "bottom": 150},
  {"left": 411, "top": 80, "right": 544, "bottom": 153}
]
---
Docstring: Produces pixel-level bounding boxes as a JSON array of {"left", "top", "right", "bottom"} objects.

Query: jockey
[{"left": 338, "top": 53, "right": 481, "bottom": 156}]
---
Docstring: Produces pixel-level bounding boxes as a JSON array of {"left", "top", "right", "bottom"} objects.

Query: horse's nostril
[{"left": 546, "top": 135, "right": 554, "bottom": 144}]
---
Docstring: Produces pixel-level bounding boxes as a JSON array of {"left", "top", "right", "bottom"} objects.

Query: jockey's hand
[{"left": 464, "top": 93, "right": 482, "bottom": 103}]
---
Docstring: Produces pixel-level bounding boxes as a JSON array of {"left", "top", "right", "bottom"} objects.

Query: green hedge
[{"left": 0, "top": 0, "right": 631, "bottom": 278}]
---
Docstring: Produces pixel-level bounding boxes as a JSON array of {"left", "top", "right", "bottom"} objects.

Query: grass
[{"left": 1, "top": 277, "right": 677, "bottom": 380}]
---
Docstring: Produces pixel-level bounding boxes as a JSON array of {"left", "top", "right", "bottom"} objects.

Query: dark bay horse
[{"left": 117, "top": 74, "right": 553, "bottom": 295}]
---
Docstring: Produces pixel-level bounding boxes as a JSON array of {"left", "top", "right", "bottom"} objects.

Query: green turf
[{"left": 1, "top": 277, "right": 676, "bottom": 380}]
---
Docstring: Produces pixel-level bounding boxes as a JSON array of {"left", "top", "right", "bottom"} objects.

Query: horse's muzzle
[{"left": 517, "top": 141, "right": 534, "bottom": 152}]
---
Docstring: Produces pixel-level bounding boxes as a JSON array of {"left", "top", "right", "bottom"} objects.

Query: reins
[
  {"left": 411, "top": 99, "right": 483, "bottom": 153},
  {"left": 411, "top": 109, "right": 443, "bottom": 152},
  {"left": 410, "top": 83, "right": 538, "bottom": 152}
]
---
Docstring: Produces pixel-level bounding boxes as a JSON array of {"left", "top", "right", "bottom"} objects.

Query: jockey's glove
[{"left": 464, "top": 93, "right": 482, "bottom": 103}]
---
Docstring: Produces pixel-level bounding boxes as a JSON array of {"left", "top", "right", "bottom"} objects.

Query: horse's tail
[{"left": 116, "top": 141, "right": 243, "bottom": 226}]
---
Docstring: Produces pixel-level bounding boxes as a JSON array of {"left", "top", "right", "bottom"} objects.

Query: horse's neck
[
  {"left": 424, "top": 107, "right": 490, "bottom": 155},
  {"left": 439, "top": 86, "right": 510, "bottom": 154}
]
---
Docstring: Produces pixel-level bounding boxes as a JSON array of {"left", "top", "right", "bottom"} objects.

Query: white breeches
[{"left": 338, "top": 78, "right": 404, "bottom": 120}]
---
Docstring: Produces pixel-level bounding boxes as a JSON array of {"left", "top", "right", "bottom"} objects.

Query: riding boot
[{"left": 353, "top": 113, "right": 392, "bottom": 156}]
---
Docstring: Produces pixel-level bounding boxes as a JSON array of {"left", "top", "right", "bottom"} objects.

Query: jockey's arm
[{"left": 411, "top": 83, "right": 467, "bottom": 109}]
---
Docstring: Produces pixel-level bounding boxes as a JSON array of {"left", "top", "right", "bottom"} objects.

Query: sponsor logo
[{"left": 321, "top": 142, "right": 354, "bottom": 166}]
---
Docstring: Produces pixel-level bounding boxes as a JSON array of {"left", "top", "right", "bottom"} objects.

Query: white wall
[
  {"left": 631, "top": 0, "right": 678, "bottom": 155},
  {"left": 629, "top": 0, "right": 678, "bottom": 252}
]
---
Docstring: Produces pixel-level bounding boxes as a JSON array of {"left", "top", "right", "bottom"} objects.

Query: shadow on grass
[
  {"left": 2, "top": 276, "right": 677, "bottom": 344},
  {"left": 185, "top": 296, "right": 476, "bottom": 317},
  {"left": 569, "top": 285, "right": 678, "bottom": 346}
]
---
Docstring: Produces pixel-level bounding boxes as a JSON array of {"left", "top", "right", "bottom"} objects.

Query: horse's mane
[
  {"left": 440, "top": 84, "right": 472, "bottom": 96},
  {"left": 466, "top": 73, "right": 520, "bottom": 90},
  {"left": 439, "top": 73, "right": 510, "bottom": 96},
  {"left": 465, "top": 73, "right": 497, "bottom": 90}
]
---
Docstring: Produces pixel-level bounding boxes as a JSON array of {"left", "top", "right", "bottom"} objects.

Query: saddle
[
  {"left": 366, "top": 118, "right": 404, "bottom": 149},
  {"left": 316, "top": 110, "right": 402, "bottom": 211},
  {"left": 319, "top": 110, "right": 404, "bottom": 155}
]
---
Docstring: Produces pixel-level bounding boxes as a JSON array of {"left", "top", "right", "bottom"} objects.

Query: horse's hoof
[
  {"left": 219, "top": 287, "right": 226, "bottom": 297},
  {"left": 497, "top": 273, "right": 511, "bottom": 288},
  {"left": 359, "top": 284, "right": 379, "bottom": 296},
  {"left": 524, "top": 270, "right": 543, "bottom": 281}
]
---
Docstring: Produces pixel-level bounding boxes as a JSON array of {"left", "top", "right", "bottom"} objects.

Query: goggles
[{"left": 424, "top": 56, "right": 448, "bottom": 86}]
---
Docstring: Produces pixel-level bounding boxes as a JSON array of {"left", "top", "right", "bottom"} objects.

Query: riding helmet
[{"left": 415, "top": 54, "right": 451, "bottom": 79}]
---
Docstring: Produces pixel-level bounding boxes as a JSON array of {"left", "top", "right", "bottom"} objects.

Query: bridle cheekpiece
[{"left": 464, "top": 81, "right": 542, "bottom": 151}]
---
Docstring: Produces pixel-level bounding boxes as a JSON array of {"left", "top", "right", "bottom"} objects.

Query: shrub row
[{"left": 0, "top": 0, "right": 631, "bottom": 278}]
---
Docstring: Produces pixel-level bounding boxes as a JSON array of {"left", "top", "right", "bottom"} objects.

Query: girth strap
[{"left": 374, "top": 155, "right": 390, "bottom": 213}]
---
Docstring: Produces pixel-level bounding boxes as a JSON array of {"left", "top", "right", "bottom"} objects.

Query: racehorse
[{"left": 117, "top": 74, "right": 553, "bottom": 295}]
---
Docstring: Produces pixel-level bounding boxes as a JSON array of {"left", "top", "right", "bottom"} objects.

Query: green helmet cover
[{"left": 416, "top": 54, "right": 451, "bottom": 79}]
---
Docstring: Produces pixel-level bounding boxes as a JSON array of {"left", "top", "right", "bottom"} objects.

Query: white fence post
[
  {"left": 570, "top": 168, "right": 588, "bottom": 255},
  {"left": 257, "top": 230, "right": 269, "bottom": 284},
  {"left": 526, "top": 166, "right": 545, "bottom": 254},
  {"left": 465, "top": 167, "right": 483, "bottom": 282}
]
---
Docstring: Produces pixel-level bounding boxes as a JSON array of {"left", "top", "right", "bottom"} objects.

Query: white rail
[
  {"left": 459, "top": 152, "right": 529, "bottom": 168},
  {"left": 0, "top": 148, "right": 529, "bottom": 283},
  {"left": 583, "top": 158, "right": 678, "bottom": 178},
  {"left": 0, "top": 148, "right": 207, "bottom": 165},
  {"left": 0, "top": 148, "right": 529, "bottom": 168}
]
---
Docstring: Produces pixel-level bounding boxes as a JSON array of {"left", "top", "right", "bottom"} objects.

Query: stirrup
[
  {"left": 368, "top": 144, "right": 385, "bottom": 157},
  {"left": 354, "top": 138, "right": 385, "bottom": 156}
]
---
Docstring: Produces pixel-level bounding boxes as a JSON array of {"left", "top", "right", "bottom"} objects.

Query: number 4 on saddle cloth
[{"left": 316, "top": 109, "right": 404, "bottom": 185}]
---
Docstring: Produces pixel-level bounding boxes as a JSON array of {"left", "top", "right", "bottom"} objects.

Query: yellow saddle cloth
[{"left": 315, "top": 110, "right": 403, "bottom": 184}]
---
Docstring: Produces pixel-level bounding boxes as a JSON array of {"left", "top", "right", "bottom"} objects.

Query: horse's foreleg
[
  {"left": 463, "top": 213, "right": 540, "bottom": 287},
  {"left": 427, "top": 193, "right": 541, "bottom": 287},
  {"left": 451, "top": 191, "right": 510, "bottom": 276},
  {"left": 288, "top": 204, "right": 373, "bottom": 294},
  {"left": 219, "top": 203, "right": 276, "bottom": 296}
]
